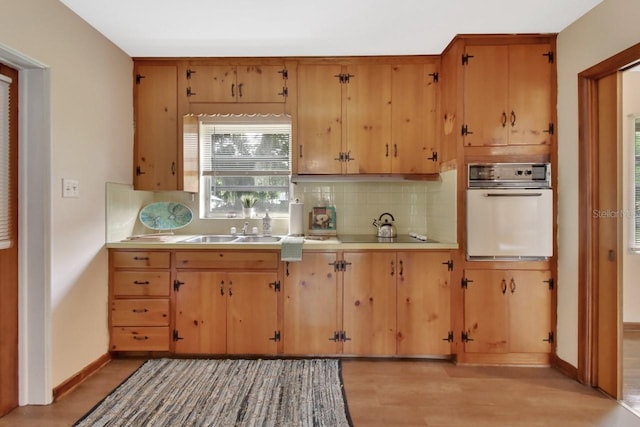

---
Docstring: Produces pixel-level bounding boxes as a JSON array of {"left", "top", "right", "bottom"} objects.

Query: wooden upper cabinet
[
  {"left": 345, "top": 64, "right": 392, "bottom": 174},
  {"left": 391, "top": 63, "right": 439, "bottom": 174},
  {"left": 134, "top": 63, "right": 178, "bottom": 191},
  {"left": 462, "top": 43, "right": 553, "bottom": 147},
  {"left": 296, "top": 64, "right": 344, "bottom": 174},
  {"left": 185, "top": 64, "right": 287, "bottom": 103}
]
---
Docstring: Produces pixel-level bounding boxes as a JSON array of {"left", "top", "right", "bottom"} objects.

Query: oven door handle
[{"left": 484, "top": 192, "right": 543, "bottom": 197}]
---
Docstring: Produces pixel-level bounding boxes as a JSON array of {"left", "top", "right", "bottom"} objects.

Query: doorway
[{"left": 578, "top": 42, "right": 640, "bottom": 401}]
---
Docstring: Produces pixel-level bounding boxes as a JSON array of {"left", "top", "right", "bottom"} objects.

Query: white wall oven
[{"left": 466, "top": 163, "right": 553, "bottom": 260}]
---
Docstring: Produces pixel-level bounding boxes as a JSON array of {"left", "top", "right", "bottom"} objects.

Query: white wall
[
  {"left": 557, "top": 0, "right": 640, "bottom": 366},
  {"left": 0, "top": 0, "right": 132, "bottom": 394},
  {"left": 622, "top": 71, "right": 640, "bottom": 323}
]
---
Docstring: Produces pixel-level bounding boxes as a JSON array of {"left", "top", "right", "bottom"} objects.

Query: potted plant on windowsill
[{"left": 240, "top": 193, "right": 258, "bottom": 218}]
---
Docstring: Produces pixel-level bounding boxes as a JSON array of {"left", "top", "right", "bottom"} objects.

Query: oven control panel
[{"left": 468, "top": 163, "right": 551, "bottom": 188}]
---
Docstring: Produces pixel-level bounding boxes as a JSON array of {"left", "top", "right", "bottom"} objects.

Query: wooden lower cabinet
[
  {"left": 396, "top": 252, "right": 452, "bottom": 355},
  {"left": 342, "top": 252, "right": 397, "bottom": 355},
  {"left": 283, "top": 250, "right": 452, "bottom": 357},
  {"left": 174, "top": 271, "right": 278, "bottom": 355},
  {"left": 109, "top": 250, "right": 171, "bottom": 352},
  {"left": 283, "top": 253, "right": 341, "bottom": 355},
  {"left": 462, "top": 269, "right": 552, "bottom": 356}
]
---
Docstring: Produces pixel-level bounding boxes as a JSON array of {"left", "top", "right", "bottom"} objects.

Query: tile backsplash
[{"left": 105, "top": 169, "right": 457, "bottom": 243}]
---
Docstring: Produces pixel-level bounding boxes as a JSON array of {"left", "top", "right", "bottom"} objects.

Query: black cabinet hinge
[
  {"left": 328, "top": 330, "right": 351, "bottom": 342},
  {"left": 186, "top": 68, "right": 196, "bottom": 79},
  {"left": 442, "top": 331, "right": 454, "bottom": 342},
  {"left": 269, "top": 281, "right": 281, "bottom": 292},
  {"left": 278, "top": 87, "right": 288, "bottom": 98},
  {"left": 428, "top": 151, "right": 438, "bottom": 162},
  {"left": 461, "top": 124, "right": 473, "bottom": 136},
  {"left": 173, "top": 329, "right": 184, "bottom": 341},
  {"left": 544, "top": 278, "right": 555, "bottom": 290},
  {"left": 461, "top": 277, "right": 473, "bottom": 289},
  {"left": 334, "top": 73, "right": 354, "bottom": 84},
  {"left": 543, "top": 123, "right": 555, "bottom": 135},
  {"left": 442, "top": 260, "right": 453, "bottom": 271},
  {"left": 428, "top": 72, "right": 439, "bottom": 83},
  {"left": 543, "top": 332, "right": 554, "bottom": 343},
  {"left": 186, "top": 87, "right": 196, "bottom": 97},
  {"left": 135, "top": 165, "right": 145, "bottom": 176},
  {"left": 269, "top": 330, "right": 281, "bottom": 342},
  {"left": 278, "top": 69, "right": 288, "bottom": 80},
  {"left": 173, "top": 280, "right": 184, "bottom": 291},
  {"left": 543, "top": 51, "right": 555, "bottom": 64},
  {"left": 135, "top": 74, "right": 145, "bottom": 85},
  {"left": 461, "top": 331, "right": 474, "bottom": 342},
  {"left": 462, "top": 53, "right": 474, "bottom": 65}
]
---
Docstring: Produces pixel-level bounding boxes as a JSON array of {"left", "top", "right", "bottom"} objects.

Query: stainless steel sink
[
  {"left": 180, "top": 235, "right": 238, "bottom": 243},
  {"left": 234, "top": 236, "right": 282, "bottom": 243}
]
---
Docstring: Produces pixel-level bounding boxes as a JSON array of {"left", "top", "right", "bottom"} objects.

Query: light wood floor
[
  {"left": 0, "top": 358, "right": 639, "bottom": 427},
  {"left": 623, "top": 330, "right": 640, "bottom": 415}
]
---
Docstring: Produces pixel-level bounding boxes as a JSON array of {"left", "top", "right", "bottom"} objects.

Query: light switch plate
[{"left": 62, "top": 178, "right": 80, "bottom": 198}]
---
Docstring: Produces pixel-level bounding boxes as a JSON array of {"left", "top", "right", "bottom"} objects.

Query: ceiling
[{"left": 59, "top": 0, "right": 603, "bottom": 58}]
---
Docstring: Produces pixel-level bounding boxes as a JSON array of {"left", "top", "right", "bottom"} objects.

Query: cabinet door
[
  {"left": 134, "top": 64, "right": 178, "bottom": 190},
  {"left": 462, "top": 45, "right": 509, "bottom": 147},
  {"left": 396, "top": 252, "right": 451, "bottom": 355},
  {"left": 237, "top": 65, "right": 286, "bottom": 103},
  {"left": 342, "top": 252, "right": 396, "bottom": 355},
  {"left": 226, "top": 272, "right": 278, "bottom": 355},
  {"left": 296, "top": 64, "right": 343, "bottom": 174},
  {"left": 508, "top": 44, "right": 552, "bottom": 145},
  {"left": 283, "top": 253, "right": 341, "bottom": 355},
  {"left": 174, "top": 272, "right": 227, "bottom": 354},
  {"left": 186, "top": 65, "right": 237, "bottom": 103},
  {"left": 346, "top": 64, "right": 392, "bottom": 174},
  {"left": 463, "top": 270, "right": 509, "bottom": 353},
  {"left": 507, "top": 270, "right": 552, "bottom": 353},
  {"left": 391, "top": 63, "right": 438, "bottom": 174}
]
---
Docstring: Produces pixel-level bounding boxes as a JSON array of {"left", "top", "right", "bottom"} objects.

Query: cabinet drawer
[
  {"left": 111, "top": 326, "right": 170, "bottom": 351},
  {"left": 113, "top": 271, "right": 170, "bottom": 296},
  {"left": 175, "top": 251, "right": 278, "bottom": 269},
  {"left": 111, "top": 299, "right": 169, "bottom": 326},
  {"left": 112, "top": 251, "right": 170, "bottom": 269}
]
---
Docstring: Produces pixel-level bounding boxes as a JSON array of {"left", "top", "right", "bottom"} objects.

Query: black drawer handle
[
  {"left": 132, "top": 309, "right": 149, "bottom": 314},
  {"left": 132, "top": 336, "right": 149, "bottom": 341},
  {"left": 133, "top": 256, "right": 149, "bottom": 261},
  {"left": 133, "top": 281, "right": 150, "bottom": 285}
]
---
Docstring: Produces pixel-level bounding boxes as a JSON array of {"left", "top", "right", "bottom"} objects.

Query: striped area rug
[{"left": 74, "top": 358, "right": 352, "bottom": 427}]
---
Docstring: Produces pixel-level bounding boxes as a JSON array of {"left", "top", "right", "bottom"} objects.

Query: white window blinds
[
  {"left": 199, "top": 114, "right": 291, "bottom": 176},
  {"left": 0, "top": 73, "right": 12, "bottom": 250}
]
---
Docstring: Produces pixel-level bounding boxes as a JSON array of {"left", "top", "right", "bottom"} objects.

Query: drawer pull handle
[
  {"left": 132, "top": 309, "right": 149, "bottom": 313},
  {"left": 133, "top": 336, "right": 149, "bottom": 341},
  {"left": 133, "top": 281, "right": 150, "bottom": 285},
  {"left": 133, "top": 256, "right": 150, "bottom": 261}
]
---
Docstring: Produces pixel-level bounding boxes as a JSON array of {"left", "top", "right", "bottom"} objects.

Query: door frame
[{"left": 578, "top": 42, "right": 640, "bottom": 395}]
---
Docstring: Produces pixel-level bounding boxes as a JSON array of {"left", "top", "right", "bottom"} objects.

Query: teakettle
[{"left": 372, "top": 213, "right": 397, "bottom": 238}]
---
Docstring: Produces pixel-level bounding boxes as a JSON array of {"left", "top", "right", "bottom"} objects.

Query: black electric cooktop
[{"left": 338, "top": 234, "right": 438, "bottom": 244}]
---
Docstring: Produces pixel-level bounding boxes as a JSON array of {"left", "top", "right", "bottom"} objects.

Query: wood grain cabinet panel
[
  {"left": 112, "top": 251, "right": 170, "bottom": 269},
  {"left": 463, "top": 269, "right": 552, "bottom": 354},
  {"left": 462, "top": 43, "right": 553, "bottom": 147},
  {"left": 110, "top": 299, "right": 170, "bottom": 327},
  {"left": 185, "top": 64, "right": 287, "bottom": 103},
  {"left": 283, "top": 253, "right": 341, "bottom": 355},
  {"left": 175, "top": 251, "right": 278, "bottom": 269},
  {"left": 113, "top": 271, "right": 170, "bottom": 297},
  {"left": 111, "top": 326, "right": 170, "bottom": 351}
]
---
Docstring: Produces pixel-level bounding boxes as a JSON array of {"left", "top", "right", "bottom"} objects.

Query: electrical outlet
[{"left": 62, "top": 178, "right": 80, "bottom": 198}]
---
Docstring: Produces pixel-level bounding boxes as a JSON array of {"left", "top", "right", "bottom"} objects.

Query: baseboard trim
[
  {"left": 624, "top": 322, "right": 640, "bottom": 332},
  {"left": 550, "top": 353, "right": 578, "bottom": 381},
  {"left": 53, "top": 353, "right": 112, "bottom": 401}
]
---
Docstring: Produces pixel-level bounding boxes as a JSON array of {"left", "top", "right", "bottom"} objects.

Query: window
[
  {"left": 0, "top": 73, "right": 12, "bottom": 249},
  {"left": 198, "top": 114, "right": 291, "bottom": 218}
]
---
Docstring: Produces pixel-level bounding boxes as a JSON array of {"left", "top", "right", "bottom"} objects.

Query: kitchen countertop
[{"left": 106, "top": 234, "right": 458, "bottom": 250}]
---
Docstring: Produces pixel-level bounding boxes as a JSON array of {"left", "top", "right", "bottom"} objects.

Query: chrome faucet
[{"left": 242, "top": 222, "right": 249, "bottom": 235}]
